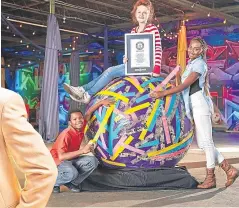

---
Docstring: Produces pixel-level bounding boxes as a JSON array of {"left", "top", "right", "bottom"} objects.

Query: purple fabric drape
[{"left": 39, "top": 14, "right": 62, "bottom": 141}]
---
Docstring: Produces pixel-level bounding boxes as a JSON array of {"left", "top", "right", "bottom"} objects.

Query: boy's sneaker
[
  {"left": 64, "top": 182, "right": 81, "bottom": 193},
  {"left": 63, "top": 83, "right": 85, "bottom": 102},
  {"left": 52, "top": 186, "right": 60, "bottom": 193}
]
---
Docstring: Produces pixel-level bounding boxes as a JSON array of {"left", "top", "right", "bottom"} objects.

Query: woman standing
[{"left": 150, "top": 37, "right": 238, "bottom": 189}]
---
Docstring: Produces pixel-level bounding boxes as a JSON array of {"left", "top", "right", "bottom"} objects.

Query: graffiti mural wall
[{"left": 6, "top": 61, "right": 97, "bottom": 128}]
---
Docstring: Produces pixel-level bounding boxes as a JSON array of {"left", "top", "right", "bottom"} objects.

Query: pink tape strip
[
  {"left": 123, "top": 144, "right": 145, "bottom": 155},
  {"left": 100, "top": 133, "right": 107, "bottom": 150},
  {"left": 97, "top": 146, "right": 107, "bottom": 159},
  {"left": 113, "top": 135, "right": 127, "bottom": 154},
  {"left": 154, "top": 65, "right": 180, "bottom": 91},
  {"left": 98, "top": 106, "right": 102, "bottom": 117},
  {"left": 162, "top": 115, "right": 171, "bottom": 145},
  {"left": 151, "top": 147, "right": 188, "bottom": 160}
]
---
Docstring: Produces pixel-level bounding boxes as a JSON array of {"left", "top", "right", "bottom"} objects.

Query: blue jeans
[
  {"left": 83, "top": 64, "right": 125, "bottom": 95},
  {"left": 55, "top": 156, "right": 98, "bottom": 186}
]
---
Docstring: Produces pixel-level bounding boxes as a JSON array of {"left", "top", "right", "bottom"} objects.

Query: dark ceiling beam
[
  {"left": 30, "top": 0, "right": 130, "bottom": 21},
  {"left": 85, "top": 0, "right": 130, "bottom": 12},
  {"left": 86, "top": 4, "right": 239, "bottom": 32},
  {"left": 2, "top": 1, "right": 105, "bottom": 26},
  {"left": 217, "top": 5, "right": 239, "bottom": 13},
  {"left": 162, "top": 0, "right": 239, "bottom": 25}
]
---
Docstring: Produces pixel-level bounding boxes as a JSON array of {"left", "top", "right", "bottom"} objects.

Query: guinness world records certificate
[{"left": 125, "top": 33, "right": 155, "bottom": 75}]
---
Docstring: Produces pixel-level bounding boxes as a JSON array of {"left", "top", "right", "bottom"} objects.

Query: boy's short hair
[{"left": 68, "top": 109, "right": 84, "bottom": 121}]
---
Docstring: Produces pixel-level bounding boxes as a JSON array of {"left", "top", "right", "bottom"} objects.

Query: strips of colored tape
[
  {"left": 92, "top": 105, "right": 114, "bottom": 143},
  {"left": 97, "top": 91, "right": 129, "bottom": 103},
  {"left": 147, "top": 130, "right": 193, "bottom": 157},
  {"left": 124, "top": 77, "right": 144, "bottom": 93},
  {"left": 152, "top": 146, "right": 189, "bottom": 160},
  {"left": 111, "top": 136, "right": 134, "bottom": 161},
  {"left": 97, "top": 146, "right": 107, "bottom": 159},
  {"left": 154, "top": 65, "right": 180, "bottom": 91},
  {"left": 162, "top": 115, "right": 171, "bottom": 145},
  {"left": 139, "top": 99, "right": 160, "bottom": 140},
  {"left": 101, "top": 158, "right": 126, "bottom": 167}
]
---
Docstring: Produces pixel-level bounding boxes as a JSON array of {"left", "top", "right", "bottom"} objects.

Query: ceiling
[{"left": 1, "top": 0, "right": 239, "bottom": 65}]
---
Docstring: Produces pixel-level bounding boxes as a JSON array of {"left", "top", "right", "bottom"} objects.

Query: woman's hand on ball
[{"left": 150, "top": 91, "right": 165, "bottom": 99}]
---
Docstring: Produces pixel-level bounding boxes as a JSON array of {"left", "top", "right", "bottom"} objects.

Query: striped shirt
[{"left": 131, "top": 24, "right": 162, "bottom": 74}]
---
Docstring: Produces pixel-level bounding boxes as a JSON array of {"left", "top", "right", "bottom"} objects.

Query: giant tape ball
[{"left": 85, "top": 76, "right": 194, "bottom": 168}]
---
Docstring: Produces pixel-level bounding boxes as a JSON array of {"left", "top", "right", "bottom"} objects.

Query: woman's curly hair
[{"left": 131, "top": 0, "right": 155, "bottom": 24}]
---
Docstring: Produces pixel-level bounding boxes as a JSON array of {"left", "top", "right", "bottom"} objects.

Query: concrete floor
[{"left": 18, "top": 132, "right": 239, "bottom": 207}]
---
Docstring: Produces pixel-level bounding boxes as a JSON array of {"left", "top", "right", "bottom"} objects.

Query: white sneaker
[
  {"left": 63, "top": 83, "right": 85, "bottom": 101},
  {"left": 82, "top": 92, "right": 91, "bottom": 104}
]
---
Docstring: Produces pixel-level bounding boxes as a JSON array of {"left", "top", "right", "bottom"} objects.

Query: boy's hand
[
  {"left": 81, "top": 143, "right": 94, "bottom": 154},
  {"left": 100, "top": 98, "right": 115, "bottom": 107}
]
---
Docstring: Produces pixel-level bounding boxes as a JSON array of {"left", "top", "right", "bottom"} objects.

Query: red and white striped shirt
[{"left": 131, "top": 24, "right": 162, "bottom": 74}]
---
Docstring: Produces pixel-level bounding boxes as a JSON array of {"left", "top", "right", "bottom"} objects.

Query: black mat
[{"left": 81, "top": 166, "right": 199, "bottom": 191}]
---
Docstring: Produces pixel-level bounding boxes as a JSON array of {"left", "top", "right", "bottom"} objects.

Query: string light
[
  {"left": 207, "top": 12, "right": 211, "bottom": 17},
  {"left": 223, "top": 19, "right": 227, "bottom": 24},
  {"left": 32, "top": 31, "right": 35, "bottom": 35},
  {"left": 20, "top": 40, "right": 23, "bottom": 43},
  {"left": 99, "top": 50, "right": 102, "bottom": 54},
  {"left": 26, "top": 45, "right": 29, "bottom": 48},
  {"left": 85, "top": 49, "right": 89, "bottom": 52},
  {"left": 65, "top": 48, "right": 68, "bottom": 50},
  {"left": 20, "top": 24, "right": 22, "bottom": 27},
  {"left": 13, "top": 34, "right": 16, "bottom": 36},
  {"left": 112, "top": 49, "right": 115, "bottom": 54},
  {"left": 69, "top": 44, "right": 72, "bottom": 47},
  {"left": 8, "top": 18, "right": 97, "bottom": 37},
  {"left": 28, "top": 61, "right": 31, "bottom": 64},
  {"left": 7, "top": 26, "right": 9, "bottom": 29},
  {"left": 72, "top": 47, "right": 75, "bottom": 50},
  {"left": 76, "top": 36, "right": 79, "bottom": 39},
  {"left": 7, "top": 64, "right": 10, "bottom": 67}
]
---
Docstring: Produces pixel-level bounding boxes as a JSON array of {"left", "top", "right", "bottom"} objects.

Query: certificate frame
[{"left": 125, "top": 32, "right": 155, "bottom": 75}]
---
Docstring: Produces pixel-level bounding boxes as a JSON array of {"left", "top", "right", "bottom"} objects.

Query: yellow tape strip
[
  {"left": 148, "top": 83, "right": 155, "bottom": 90},
  {"left": 92, "top": 105, "right": 114, "bottom": 143},
  {"left": 147, "top": 130, "right": 193, "bottom": 157},
  {"left": 165, "top": 96, "right": 171, "bottom": 113},
  {"left": 124, "top": 77, "right": 144, "bottom": 93},
  {"left": 110, "top": 136, "right": 134, "bottom": 161},
  {"left": 97, "top": 91, "right": 129, "bottom": 103},
  {"left": 124, "top": 102, "right": 150, "bottom": 114},
  {"left": 101, "top": 158, "right": 126, "bottom": 167},
  {"left": 138, "top": 100, "right": 160, "bottom": 140}
]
